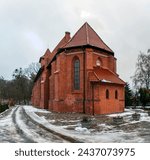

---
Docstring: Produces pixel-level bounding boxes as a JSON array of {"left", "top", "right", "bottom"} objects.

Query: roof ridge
[
  {"left": 85, "top": 22, "right": 89, "bottom": 44},
  {"left": 92, "top": 67, "right": 125, "bottom": 85},
  {"left": 86, "top": 23, "right": 113, "bottom": 53},
  {"left": 62, "top": 22, "right": 114, "bottom": 54},
  {"left": 63, "top": 23, "right": 86, "bottom": 48},
  {"left": 95, "top": 66, "right": 125, "bottom": 84},
  {"left": 52, "top": 35, "right": 66, "bottom": 53},
  {"left": 93, "top": 71, "right": 100, "bottom": 80}
]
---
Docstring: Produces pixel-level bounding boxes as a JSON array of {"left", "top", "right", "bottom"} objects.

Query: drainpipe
[
  {"left": 92, "top": 83, "right": 95, "bottom": 115},
  {"left": 83, "top": 48, "right": 86, "bottom": 114}
]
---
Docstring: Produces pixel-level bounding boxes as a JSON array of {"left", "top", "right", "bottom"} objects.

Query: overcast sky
[{"left": 0, "top": 0, "right": 150, "bottom": 86}]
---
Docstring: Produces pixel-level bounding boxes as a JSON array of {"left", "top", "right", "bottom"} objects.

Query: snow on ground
[
  {"left": 15, "top": 106, "right": 49, "bottom": 142},
  {"left": 108, "top": 109, "right": 135, "bottom": 117},
  {"left": 108, "top": 109, "right": 150, "bottom": 124},
  {"left": 24, "top": 106, "right": 80, "bottom": 142},
  {"left": 75, "top": 127, "right": 90, "bottom": 134},
  {"left": 0, "top": 108, "right": 14, "bottom": 127},
  {"left": 23, "top": 105, "right": 50, "bottom": 113},
  {"left": 23, "top": 105, "right": 150, "bottom": 143},
  {"left": 16, "top": 106, "right": 68, "bottom": 143},
  {"left": 140, "top": 112, "right": 150, "bottom": 121},
  {"left": 0, "top": 106, "right": 69, "bottom": 143},
  {"left": 2, "top": 105, "right": 149, "bottom": 143},
  {"left": 0, "top": 107, "right": 25, "bottom": 142}
]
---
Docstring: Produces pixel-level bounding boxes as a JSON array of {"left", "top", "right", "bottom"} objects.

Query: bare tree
[
  {"left": 132, "top": 50, "right": 150, "bottom": 90},
  {"left": 0, "top": 62, "right": 40, "bottom": 105},
  {"left": 12, "top": 68, "right": 31, "bottom": 104},
  {"left": 24, "top": 62, "right": 40, "bottom": 80}
]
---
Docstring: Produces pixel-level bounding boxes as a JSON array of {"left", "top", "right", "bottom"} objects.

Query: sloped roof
[
  {"left": 89, "top": 67, "right": 125, "bottom": 85},
  {"left": 52, "top": 32, "right": 71, "bottom": 56},
  {"left": 63, "top": 22, "right": 113, "bottom": 53},
  {"left": 39, "top": 48, "right": 51, "bottom": 63},
  {"left": 34, "top": 66, "right": 44, "bottom": 82},
  {"left": 47, "top": 32, "right": 71, "bottom": 68}
]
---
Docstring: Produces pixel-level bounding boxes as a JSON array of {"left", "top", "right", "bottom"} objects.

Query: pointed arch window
[
  {"left": 74, "top": 58, "right": 80, "bottom": 90},
  {"left": 115, "top": 90, "right": 118, "bottom": 99},
  {"left": 106, "top": 89, "right": 109, "bottom": 99},
  {"left": 96, "top": 57, "right": 102, "bottom": 67},
  {"left": 96, "top": 59, "right": 101, "bottom": 66}
]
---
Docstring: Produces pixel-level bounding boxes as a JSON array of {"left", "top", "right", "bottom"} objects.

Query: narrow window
[
  {"left": 115, "top": 90, "right": 118, "bottom": 99},
  {"left": 96, "top": 59, "right": 101, "bottom": 66},
  {"left": 74, "top": 59, "right": 80, "bottom": 90},
  {"left": 106, "top": 89, "right": 109, "bottom": 99}
]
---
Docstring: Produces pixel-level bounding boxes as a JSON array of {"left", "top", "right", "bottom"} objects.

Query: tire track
[
  {"left": 22, "top": 106, "right": 82, "bottom": 143},
  {"left": 12, "top": 106, "right": 35, "bottom": 143},
  {"left": 13, "top": 106, "right": 70, "bottom": 142}
]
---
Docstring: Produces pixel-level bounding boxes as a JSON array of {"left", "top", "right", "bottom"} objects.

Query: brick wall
[{"left": 32, "top": 47, "right": 125, "bottom": 115}]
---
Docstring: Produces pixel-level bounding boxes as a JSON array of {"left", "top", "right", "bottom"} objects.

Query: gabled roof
[
  {"left": 47, "top": 32, "right": 71, "bottom": 68},
  {"left": 89, "top": 67, "right": 125, "bottom": 85},
  {"left": 52, "top": 32, "right": 71, "bottom": 55},
  {"left": 35, "top": 33, "right": 71, "bottom": 82},
  {"left": 63, "top": 22, "right": 113, "bottom": 54},
  {"left": 39, "top": 48, "right": 51, "bottom": 63}
]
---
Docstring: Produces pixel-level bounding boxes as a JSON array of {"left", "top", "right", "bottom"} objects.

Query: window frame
[
  {"left": 106, "top": 89, "right": 109, "bottom": 99},
  {"left": 115, "top": 90, "right": 118, "bottom": 99},
  {"left": 73, "top": 57, "right": 80, "bottom": 90}
]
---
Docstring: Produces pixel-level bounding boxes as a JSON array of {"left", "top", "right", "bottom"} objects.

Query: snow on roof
[{"left": 101, "top": 79, "right": 111, "bottom": 83}]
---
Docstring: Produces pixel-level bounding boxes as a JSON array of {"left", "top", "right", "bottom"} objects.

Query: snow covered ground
[
  {"left": 23, "top": 106, "right": 150, "bottom": 143},
  {"left": 0, "top": 107, "right": 25, "bottom": 142},
  {"left": 0, "top": 105, "right": 149, "bottom": 143},
  {"left": 0, "top": 106, "right": 68, "bottom": 143}
]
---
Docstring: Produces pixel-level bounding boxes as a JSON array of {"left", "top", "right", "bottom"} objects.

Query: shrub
[{"left": 0, "top": 104, "right": 9, "bottom": 113}]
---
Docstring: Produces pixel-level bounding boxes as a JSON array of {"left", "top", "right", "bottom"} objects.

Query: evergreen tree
[
  {"left": 139, "top": 88, "right": 150, "bottom": 107},
  {"left": 125, "top": 83, "right": 133, "bottom": 107}
]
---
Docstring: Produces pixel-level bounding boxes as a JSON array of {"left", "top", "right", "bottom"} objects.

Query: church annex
[{"left": 31, "top": 22, "right": 125, "bottom": 115}]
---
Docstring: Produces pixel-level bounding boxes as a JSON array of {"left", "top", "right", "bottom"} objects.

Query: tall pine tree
[{"left": 125, "top": 83, "right": 133, "bottom": 107}]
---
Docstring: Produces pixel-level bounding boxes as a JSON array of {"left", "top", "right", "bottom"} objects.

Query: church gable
[{"left": 63, "top": 22, "right": 114, "bottom": 54}]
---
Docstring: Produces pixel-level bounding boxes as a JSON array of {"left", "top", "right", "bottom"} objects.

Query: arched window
[
  {"left": 106, "top": 89, "right": 109, "bottom": 99},
  {"left": 96, "top": 59, "right": 101, "bottom": 66},
  {"left": 74, "top": 58, "right": 80, "bottom": 90},
  {"left": 115, "top": 90, "right": 118, "bottom": 99},
  {"left": 96, "top": 57, "right": 102, "bottom": 67}
]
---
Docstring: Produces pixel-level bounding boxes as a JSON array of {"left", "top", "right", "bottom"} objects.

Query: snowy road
[
  {"left": 0, "top": 106, "right": 69, "bottom": 143},
  {"left": 0, "top": 106, "right": 150, "bottom": 143},
  {"left": 0, "top": 107, "right": 26, "bottom": 142}
]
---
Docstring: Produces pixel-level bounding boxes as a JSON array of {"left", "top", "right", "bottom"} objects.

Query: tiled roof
[
  {"left": 39, "top": 49, "right": 51, "bottom": 63},
  {"left": 89, "top": 67, "right": 125, "bottom": 85},
  {"left": 63, "top": 22, "right": 113, "bottom": 53},
  {"left": 47, "top": 32, "right": 71, "bottom": 68},
  {"left": 52, "top": 32, "right": 71, "bottom": 56}
]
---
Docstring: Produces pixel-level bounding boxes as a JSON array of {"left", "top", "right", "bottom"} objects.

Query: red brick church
[{"left": 32, "top": 22, "right": 125, "bottom": 115}]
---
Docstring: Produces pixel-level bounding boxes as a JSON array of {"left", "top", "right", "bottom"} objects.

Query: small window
[
  {"left": 96, "top": 59, "right": 101, "bottom": 66},
  {"left": 115, "top": 90, "right": 118, "bottom": 99},
  {"left": 106, "top": 89, "right": 109, "bottom": 99}
]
